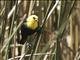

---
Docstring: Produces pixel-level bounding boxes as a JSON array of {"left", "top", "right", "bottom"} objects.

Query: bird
[{"left": 17, "top": 15, "right": 39, "bottom": 44}]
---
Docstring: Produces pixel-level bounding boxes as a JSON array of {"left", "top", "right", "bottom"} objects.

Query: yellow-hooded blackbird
[{"left": 17, "top": 15, "right": 39, "bottom": 44}]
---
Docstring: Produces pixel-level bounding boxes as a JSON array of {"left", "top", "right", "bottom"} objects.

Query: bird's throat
[{"left": 26, "top": 21, "right": 38, "bottom": 30}]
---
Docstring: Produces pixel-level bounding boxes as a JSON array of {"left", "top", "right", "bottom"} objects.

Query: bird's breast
[{"left": 26, "top": 21, "right": 38, "bottom": 30}]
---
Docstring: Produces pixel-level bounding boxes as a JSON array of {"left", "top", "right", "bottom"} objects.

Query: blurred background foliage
[{"left": 0, "top": 0, "right": 80, "bottom": 60}]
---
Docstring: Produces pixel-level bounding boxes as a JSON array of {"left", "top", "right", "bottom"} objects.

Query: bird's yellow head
[
  {"left": 27, "top": 15, "right": 38, "bottom": 22},
  {"left": 25, "top": 15, "right": 39, "bottom": 30}
]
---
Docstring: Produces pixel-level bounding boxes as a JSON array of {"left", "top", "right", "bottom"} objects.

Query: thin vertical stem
[{"left": 75, "top": 25, "right": 78, "bottom": 51}]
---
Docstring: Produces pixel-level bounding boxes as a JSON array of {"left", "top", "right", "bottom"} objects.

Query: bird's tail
[{"left": 17, "top": 37, "right": 32, "bottom": 48}]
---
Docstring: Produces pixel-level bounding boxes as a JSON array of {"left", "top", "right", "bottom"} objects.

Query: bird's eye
[{"left": 33, "top": 17, "right": 36, "bottom": 20}]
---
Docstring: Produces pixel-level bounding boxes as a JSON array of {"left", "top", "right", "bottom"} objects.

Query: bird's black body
[
  {"left": 21, "top": 23, "right": 38, "bottom": 36},
  {"left": 18, "top": 24, "right": 38, "bottom": 44}
]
